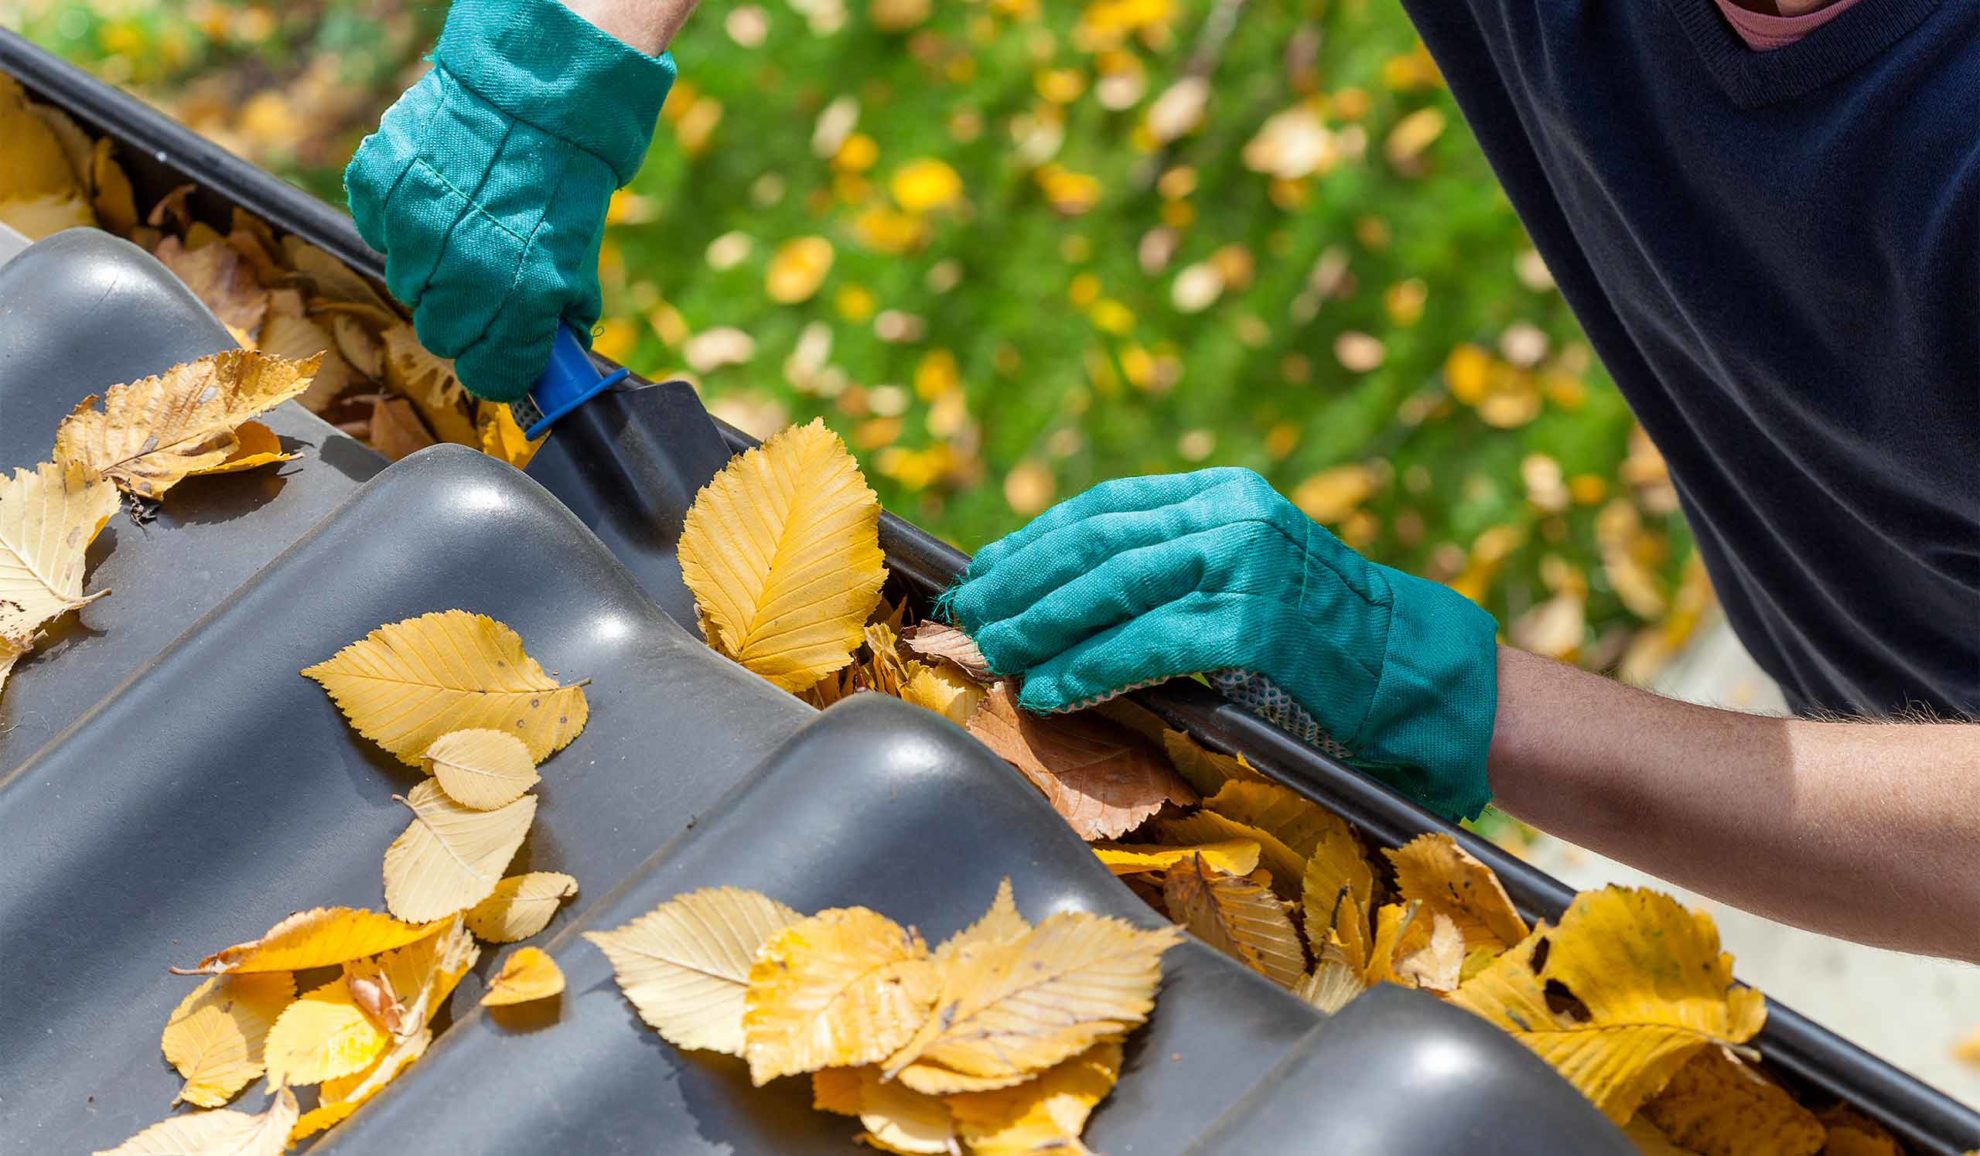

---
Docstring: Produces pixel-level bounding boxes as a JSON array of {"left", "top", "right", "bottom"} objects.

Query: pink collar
[{"left": 1710, "top": 0, "right": 1870, "bottom": 50}]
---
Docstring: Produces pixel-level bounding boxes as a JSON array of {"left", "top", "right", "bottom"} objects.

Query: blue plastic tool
[{"left": 510, "top": 322, "right": 631, "bottom": 440}]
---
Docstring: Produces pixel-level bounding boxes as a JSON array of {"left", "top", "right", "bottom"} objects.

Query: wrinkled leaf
[
  {"left": 967, "top": 682, "right": 1196, "bottom": 840},
  {"left": 743, "top": 907, "right": 937, "bottom": 1084},
  {"left": 1640, "top": 1046, "right": 1825, "bottom": 1156},
  {"left": 1164, "top": 853, "right": 1305, "bottom": 988},
  {"left": 898, "top": 621, "right": 994, "bottom": 681},
  {"left": 1387, "top": 833, "right": 1527, "bottom": 954},
  {"left": 303, "top": 609, "right": 589, "bottom": 765}
]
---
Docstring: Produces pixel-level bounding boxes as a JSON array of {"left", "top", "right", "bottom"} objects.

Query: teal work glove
[
  {"left": 344, "top": 0, "right": 675, "bottom": 402},
  {"left": 940, "top": 468, "right": 1500, "bottom": 821}
]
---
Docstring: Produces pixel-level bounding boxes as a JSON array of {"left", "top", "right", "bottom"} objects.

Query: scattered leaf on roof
[
  {"left": 302, "top": 609, "right": 589, "bottom": 765},
  {"left": 160, "top": 973, "right": 296, "bottom": 1108},
  {"left": 262, "top": 975, "right": 392, "bottom": 1086},
  {"left": 382, "top": 780, "right": 537, "bottom": 922},
  {"left": 53, "top": 350, "right": 317, "bottom": 499},
  {"left": 0, "top": 460, "right": 118, "bottom": 695},
  {"left": 464, "top": 872, "right": 579, "bottom": 943},
  {"left": 743, "top": 907, "right": 938, "bottom": 1084},
  {"left": 947, "top": 1038, "right": 1123, "bottom": 1156},
  {"left": 423, "top": 728, "right": 541, "bottom": 811},
  {"left": 481, "top": 947, "right": 566, "bottom": 1007},
  {"left": 176, "top": 906, "right": 442, "bottom": 976},
  {"left": 98, "top": 1086, "right": 298, "bottom": 1156}
]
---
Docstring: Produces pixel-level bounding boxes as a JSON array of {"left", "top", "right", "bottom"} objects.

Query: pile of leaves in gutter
[
  {"left": 0, "top": 73, "right": 540, "bottom": 470},
  {"left": 672, "top": 418, "right": 1910, "bottom": 1156}
]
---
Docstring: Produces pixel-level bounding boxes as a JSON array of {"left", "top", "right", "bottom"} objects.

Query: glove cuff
[
  {"left": 1350, "top": 568, "right": 1499, "bottom": 821},
  {"left": 435, "top": 0, "right": 676, "bottom": 185}
]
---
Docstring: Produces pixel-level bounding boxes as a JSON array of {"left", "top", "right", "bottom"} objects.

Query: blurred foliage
[{"left": 14, "top": 0, "right": 1705, "bottom": 678}]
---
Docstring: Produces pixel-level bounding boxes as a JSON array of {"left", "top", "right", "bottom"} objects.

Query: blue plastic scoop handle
[{"left": 513, "top": 322, "right": 630, "bottom": 440}]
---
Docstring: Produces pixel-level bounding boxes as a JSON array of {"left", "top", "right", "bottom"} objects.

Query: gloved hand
[
  {"left": 941, "top": 468, "right": 1500, "bottom": 820},
  {"left": 344, "top": 0, "right": 676, "bottom": 402}
]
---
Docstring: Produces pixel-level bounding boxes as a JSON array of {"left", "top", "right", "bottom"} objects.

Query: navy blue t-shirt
[{"left": 1400, "top": 0, "right": 1979, "bottom": 717}]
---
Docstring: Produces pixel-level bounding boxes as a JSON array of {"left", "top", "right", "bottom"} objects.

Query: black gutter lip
[{"left": 4, "top": 28, "right": 1973, "bottom": 1152}]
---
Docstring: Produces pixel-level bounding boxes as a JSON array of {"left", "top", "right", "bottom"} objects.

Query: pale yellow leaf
[
  {"left": 1089, "top": 839, "right": 1260, "bottom": 878},
  {"left": 885, "top": 912, "right": 1180, "bottom": 1094},
  {"left": 423, "top": 728, "right": 540, "bottom": 810},
  {"left": 1394, "top": 912, "right": 1466, "bottom": 993},
  {"left": 161, "top": 973, "right": 296, "bottom": 1108},
  {"left": 967, "top": 682, "right": 1197, "bottom": 840},
  {"left": 1387, "top": 832, "right": 1528, "bottom": 954},
  {"left": 97, "top": 1087, "right": 297, "bottom": 1156},
  {"left": 481, "top": 946, "right": 565, "bottom": 1006},
  {"left": 383, "top": 780, "right": 536, "bottom": 922},
  {"left": 1163, "top": 853, "right": 1305, "bottom": 988},
  {"left": 743, "top": 907, "right": 937, "bottom": 1084},
  {"left": 1640, "top": 1046, "right": 1825, "bottom": 1156},
  {"left": 1293, "top": 938, "right": 1368, "bottom": 1014},
  {"left": 1449, "top": 887, "right": 1766, "bottom": 1124},
  {"left": 302, "top": 609, "right": 589, "bottom": 765},
  {"left": 678, "top": 419, "right": 886, "bottom": 692},
  {"left": 933, "top": 878, "right": 1030, "bottom": 966},
  {"left": 946, "top": 1038, "right": 1121, "bottom": 1156},
  {"left": 898, "top": 662, "right": 986, "bottom": 727},
  {"left": 176, "top": 906, "right": 442, "bottom": 975},
  {"left": 53, "top": 351, "right": 318, "bottom": 499},
  {"left": 263, "top": 977, "right": 390, "bottom": 1086},
  {"left": 464, "top": 872, "right": 579, "bottom": 942},
  {"left": 0, "top": 461, "right": 119, "bottom": 656},
  {"left": 585, "top": 886, "right": 803, "bottom": 1055},
  {"left": 812, "top": 1065, "right": 958, "bottom": 1154}
]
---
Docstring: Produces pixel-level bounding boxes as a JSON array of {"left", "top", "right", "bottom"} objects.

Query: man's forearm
[
  {"left": 1487, "top": 646, "right": 1980, "bottom": 961},
  {"left": 562, "top": 0, "right": 698, "bottom": 54}
]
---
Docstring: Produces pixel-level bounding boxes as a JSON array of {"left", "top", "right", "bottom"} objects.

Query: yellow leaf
[
  {"left": 1364, "top": 900, "right": 1427, "bottom": 988},
  {"left": 290, "top": 1027, "right": 431, "bottom": 1143},
  {"left": 97, "top": 1087, "right": 298, "bottom": 1156},
  {"left": 90, "top": 137, "right": 137, "bottom": 234},
  {"left": 302, "top": 609, "right": 590, "bottom": 765},
  {"left": 197, "top": 421, "right": 298, "bottom": 476},
  {"left": 810, "top": 1065, "right": 958, "bottom": 1154},
  {"left": 52, "top": 351, "right": 318, "bottom": 499},
  {"left": 1640, "top": 1046, "right": 1825, "bottom": 1156},
  {"left": 1293, "top": 938, "right": 1368, "bottom": 1014},
  {"left": 176, "top": 906, "right": 442, "bottom": 975},
  {"left": 1812, "top": 1103, "right": 1902, "bottom": 1156},
  {"left": 367, "top": 395, "right": 437, "bottom": 462},
  {"left": 1301, "top": 846, "right": 1372, "bottom": 973},
  {"left": 677, "top": 420, "right": 885, "bottom": 692},
  {"left": 481, "top": 946, "right": 566, "bottom": 1006},
  {"left": 464, "top": 872, "right": 579, "bottom": 943},
  {"left": 898, "top": 662, "right": 985, "bottom": 726},
  {"left": 1394, "top": 912, "right": 1466, "bottom": 993},
  {"left": 1155, "top": 811, "right": 1303, "bottom": 898},
  {"left": 885, "top": 912, "right": 1180, "bottom": 1094},
  {"left": 361, "top": 918, "right": 481, "bottom": 1034},
  {"left": 891, "top": 158, "right": 964, "bottom": 213},
  {"left": 766, "top": 236, "right": 835, "bottom": 303},
  {"left": 160, "top": 973, "right": 296, "bottom": 1108},
  {"left": 742, "top": 907, "right": 937, "bottom": 1084},
  {"left": 1204, "top": 781, "right": 1369, "bottom": 904},
  {"left": 263, "top": 976, "right": 391, "bottom": 1086},
  {"left": 0, "top": 77, "right": 94, "bottom": 240},
  {"left": 256, "top": 291, "right": 350, "bottom": 409},
  {"left": 1160, "top": 729, "right": 1267, "bottom": 796},
  {"left": 1449, "top": 887, "right": 1766, "bottom": 1124},
  {"left": 422, "top": 728, "right": 541, "bottom": 811},
  {"left": 862, "top": 621, "right": 916, "bottom": 696},
  {"left": 585, "top": 886, "right": 803, "bottom": 1056},
  {"left": 967, "top": 682, "right": 1197, "bottom": 841},
  {"left": 1386, "top": 833, "right": 1528, "bottom": 954},
  {"left": 1163, "top": 853, "right": 1306, "bottom": 988},
  {"left": 383, "top": 780, "right": 536, "bottom": 922},
  {"left": 477, "top": 403, "right": 546, "bottom": 470},
  {"left": 0, "top": 461, "right": 119, "bottom": 662},
  {"left": 933, "top": 878, "right": 1030, "bottom": 965},
  {"left": 153, "top": 235, "right": 269, "bottom": 340},
  {"left": 1089, "top": 839, "right": 1260, "bottom": 878},
  {"left": 380, "top": 323, "right": 478, "bottom": 446},
  {"left": 946, "top": 1038, "right": 1122, "bottom": 1156}
]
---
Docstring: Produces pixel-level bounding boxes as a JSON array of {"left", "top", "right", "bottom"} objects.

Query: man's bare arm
[
  {"left": 1488, "top": 647, "right": 1980, "bottom": 962},
  {"left": 562, "top": 0, "right": 699, "bottom": 55}
]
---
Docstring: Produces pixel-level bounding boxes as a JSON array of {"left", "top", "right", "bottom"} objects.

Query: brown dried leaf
[
  {"left": 966, "top": 682, "right": 1196, "bottom": 840},
  {"left": 898, "top": 621, "right": 994, "bottom": 681}
]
